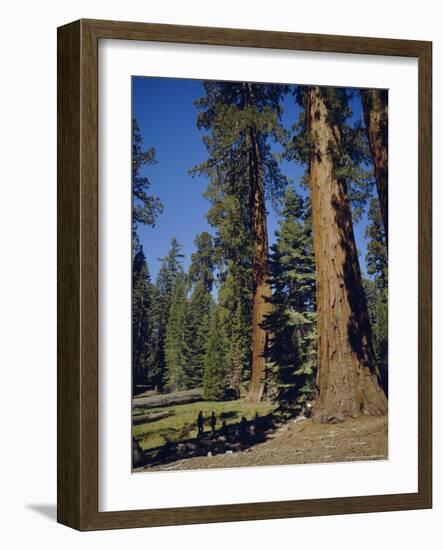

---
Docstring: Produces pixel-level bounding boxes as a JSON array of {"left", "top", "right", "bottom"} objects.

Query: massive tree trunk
[
  {"left": 244, "top": 84, "right": 272, "bottom": 402},
  {"left": 361, "top": 89, "right": 388, "bottom": 247},
  {"left": 306, "top": 86, "right": 388, "bottom": 423}
]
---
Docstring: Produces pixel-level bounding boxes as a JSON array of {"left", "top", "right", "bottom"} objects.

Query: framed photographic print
[{"left": 57, "top": 19, "right": 432, "bottom": 530}]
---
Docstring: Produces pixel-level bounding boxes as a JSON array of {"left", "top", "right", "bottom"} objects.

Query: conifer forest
[{"left": 131, "top": 78, "right": 388, "bottom": 471}]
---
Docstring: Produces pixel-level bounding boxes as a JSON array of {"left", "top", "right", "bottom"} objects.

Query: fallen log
[
  {"left": 132, "top": 410, "right": 174, "bottom": 425},
  {"left": 133, "top": 388, "right": 203, "bottom": 409}
]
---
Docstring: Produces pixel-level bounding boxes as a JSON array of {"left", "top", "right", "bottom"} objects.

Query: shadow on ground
[{"left": 134, "top": 413, "right": 286, "bottom": 470}]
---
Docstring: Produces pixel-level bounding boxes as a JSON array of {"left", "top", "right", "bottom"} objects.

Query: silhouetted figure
[
  {"left": 210, "top": 411, "right": 217, "bottom": 439},
  {"left": 197, "top": 411, "right": 204, "bottom": 439}
]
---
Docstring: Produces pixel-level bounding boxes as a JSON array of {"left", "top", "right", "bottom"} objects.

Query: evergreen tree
[
  {"left": 365, "top": 197, "right": 388, "bottom": 392},
  {"left": 188, "top": 232, "right": 215, "bottom": 292},
  {"left": 131, "top": 120, "right": 164, "bottom": 391},
  {"left": 183, "top": 280, "right": 212, "bottom": 389},
  {"left": 179, "top": 232, "right": 215, "bottom": 389},
  {"left": 132, "top": 245, "right": 153, "bottom": 393},
  {"left": 192, "top": 81, "right": 288, "bottom": 401},
  {"left": 152, "top": 238, "right": 184, "bottom": 390},
  {"left": 146, "top": 283, "right": 163, "bottom": 389},
  {"left": 203, "top": 305, "right": 229, "bottom": 400},
  {"left": 265, "top": 188, "right": 317, "bottom": 408},
  {"left": 164, "top": 273, "right": 188, "bottom": 392},
  {"left": 218, "top": 270, "right": 252, "bottom": 396},
  {"left": 360, "top": 89, "right": 388, "bottom": 246},
  {"left": 132, "top": 118, "right": 163, "bottom": 251},
  {"left": 366, "top": 198, "right": 388, "bottom": 289}
]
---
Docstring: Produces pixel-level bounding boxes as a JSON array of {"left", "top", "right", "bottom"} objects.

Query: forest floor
[{"left": 134, "top": 409, "right": 388, "bottom": 472}]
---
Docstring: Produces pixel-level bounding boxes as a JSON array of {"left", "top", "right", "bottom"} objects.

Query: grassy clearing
[{"left": 133, "top": 398, "right": 274, "bottom": 451}]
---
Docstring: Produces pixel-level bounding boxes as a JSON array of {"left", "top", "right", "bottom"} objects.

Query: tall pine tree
[
  {"left": 153, "top": 238, "right": 184, "bottom": 391},
  {"left": 164, "top": 273, "right": 188, "bottom": 392},
  {"left": 265, "top": 187, "right": 317, "bottom": 408},
  {"left": 218, "top": 270, "right": 252, "bottom": 397},
  {"left": 192, "top": 81, "right": 288, "bottom": 401},
  {"left": 188, "top": 231, "right": 214, "bottom": 292},
  {"left": 183, "top": 282, "right": 212, "bottom": 389},
  {"left": 183, "top": 233, "right": 215, "bottom": 389},
  {"left": 132, "top": 245, "right": 154, "bottom": 394},
  {"left": 203, "top": 304, "right": 229, "bottom": 400}
]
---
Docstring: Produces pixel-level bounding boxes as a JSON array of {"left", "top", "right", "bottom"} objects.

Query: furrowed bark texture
[
  {"left": 307, "top": 87, "right": 388, "bottom": 423},
  {"left": 245, "top": 84, "right": 272, "bottom": 402},
  {"left": 361, "top": 89, "right": 389, "bottom": 247}
]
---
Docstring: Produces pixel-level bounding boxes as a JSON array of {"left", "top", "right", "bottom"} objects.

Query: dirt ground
[{"left": 138, "top": 414, "right": 388, "bottom": 472}]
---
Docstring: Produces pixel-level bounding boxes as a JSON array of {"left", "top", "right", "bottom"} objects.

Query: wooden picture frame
[{"left": 57, "top": 18, "right": 432, "bottom": 530}]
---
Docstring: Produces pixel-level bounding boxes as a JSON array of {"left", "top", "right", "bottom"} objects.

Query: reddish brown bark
[
  {"left": 244, "top": 84, "right": 273, "bottom": 402},
  {"left": 307, "top": 87, "right": 387, "bottom": 423},
  {"left": 361, "top": 89, "right": 388, "bottom": 247},
  {"left": 247, "top": 157, "right": 273, "bottom": 402}
]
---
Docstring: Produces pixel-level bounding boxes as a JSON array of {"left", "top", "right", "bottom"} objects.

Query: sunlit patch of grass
[{"left": 132, "top": 398, "right": 274, "bottom": 451}]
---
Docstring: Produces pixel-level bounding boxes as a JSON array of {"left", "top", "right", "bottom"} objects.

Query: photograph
[{"left": 131, "top": 76, "right": 389, "bottom": 473}]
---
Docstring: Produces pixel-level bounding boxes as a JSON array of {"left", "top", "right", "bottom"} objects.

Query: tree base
[{"left": 312, "top": 391, "right": 388, "bottom": 424}]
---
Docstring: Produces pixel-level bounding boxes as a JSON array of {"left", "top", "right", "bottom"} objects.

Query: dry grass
[{"left": 140, "top": 414, "right": 388, "bottom": 471}]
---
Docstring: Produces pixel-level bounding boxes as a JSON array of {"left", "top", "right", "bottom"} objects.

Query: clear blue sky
[{"left": 132, "top": 77, "right": 373, "bottom": 281}]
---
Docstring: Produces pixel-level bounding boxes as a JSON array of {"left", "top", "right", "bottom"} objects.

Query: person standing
[{"left": 197, "top": 411, "right": 204, "bottom": 439}]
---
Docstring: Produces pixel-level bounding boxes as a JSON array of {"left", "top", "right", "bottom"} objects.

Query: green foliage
[
  {"left": 152, "top": 238, "right": 185, "bottom": 390},
  {"left": 191, "top": 81, "right": 288, "bottom": 212},
  {"left": 373, "top": 287, "right": 388, "bottom": 379},
  {"left": 188, "top": 232, "right": 215, "bottom": 292},
  {"left": 190, "top": 82, "right": 289, "bottom": 393},
  {"left": 156, "top": 238, "right": 185, "bottom": 297},
  {"left": 218, "top": 272, "right": 252, "bottom": 395},
  {"left": 285, "top": 86, "right": 374, "bottom": 223},
  {"left": 132, "top": 118, "right": 163, "bottom": 251},
  {"left": 365, "top": 198, "right": 388, "bottom": 290},
  {"left": 191, "top": 81, "right": 290, "bottom": 283},
  {"left": 203, "top": 305, "right": 229, "bottom": 400},
  {"left": 364, "top": 198, "right": 388, "bottom": 392},
  {"left": 264, "top": 187, "right": 317, "bottom": 408},
  {"left": 164, "top": 273, "right": 188, "bottom": 392},
  {"left": 132, "top": 245, "right": 154, "bottom": 392},
  {"left": 183, "top": 280, "right": 213, "bottom": 389}
]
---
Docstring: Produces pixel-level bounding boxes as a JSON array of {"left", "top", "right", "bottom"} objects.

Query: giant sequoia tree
[
  {"left": 192, "top": 81, "right": 287, "bottom": 402},
  {"left": 360, "top": 89, "right": 388, "bottom": 246},
  {"left": 299, "top": 86, "right": 387, "bottom": 422}
]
